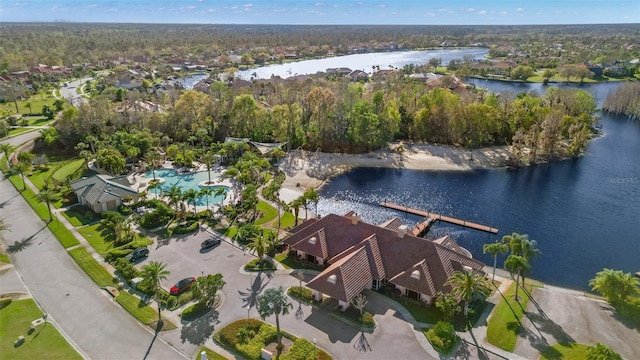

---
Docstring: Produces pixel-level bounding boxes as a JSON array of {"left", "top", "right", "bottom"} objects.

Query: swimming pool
[{"left": 145, "top": 168, "right": 229, "bottom": 207}]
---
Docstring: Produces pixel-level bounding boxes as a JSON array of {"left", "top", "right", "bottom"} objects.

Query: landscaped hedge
[
  {"left": 281, "top": 338, "right": 332, "bottom": 360},
  {"left": 181, "top": 302, "right": 209, "bottom": 321},
  {"left": 170, "top": 220, "right": 199, "bottom": 234},
  {"left": 0, "top": 297, "right": 12, "bottom": 309},
  {"left": 287, "top": 286, "right": 315, "bottom": 303},
  {"left": 425, "top": 321, "right": 458, "bottom": 354},
  {"left": 244, "top": 258, "right": 277, "bottom": 272},
  {"left": 362, "top": 311, "right": 375, "bottom": 328}
]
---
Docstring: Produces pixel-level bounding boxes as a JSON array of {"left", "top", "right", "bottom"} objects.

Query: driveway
[{"left": 514, "top": 285, "right": 640, "bottom": 359}]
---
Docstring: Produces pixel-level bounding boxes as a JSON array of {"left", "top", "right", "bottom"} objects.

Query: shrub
[
  {"left": 217, "top": 319, "right": 263, "bottom": 348},
  {"left": 181, "top": 302, "right": 208, "bottom": 320},
  {"left": 118, "top": 204, "right": 133, "bottom": 216},
  {"left": 244, "top": 258, "right": 276, "bottom": 272},
  {"left": 281, "top": 338, "right": 332, "bottom": 360},
  {"left": 113, "top": 257, "right": 140, "bottom": 281},
  {"left": 171, "top": 220, "right": 199, "bottom": 234},
  {"left": 287, "top": 286, "right": 314, "bottom": 303},
  {"left": 0, "top": 297, "right": 12, "bottom": 309},
  {"left": 362, "top": 311, "right": 375, "bottom": 328},
  {"left": 426, "top": 321, "right": 458, "bottom": 354}
]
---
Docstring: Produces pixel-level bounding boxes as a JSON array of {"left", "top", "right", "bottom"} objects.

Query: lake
[
  {"left": 317, "top": 80, "right": 639, "bottom": 291},
  {"left": 236, "top": 48, "right": 488, "bottom": 80}
]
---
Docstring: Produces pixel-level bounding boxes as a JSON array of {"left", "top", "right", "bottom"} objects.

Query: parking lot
[{"left": 133, "top": 227, "right": 250, "bottom": 291}]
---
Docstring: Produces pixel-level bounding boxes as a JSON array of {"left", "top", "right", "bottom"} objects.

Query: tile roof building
[
  {"left": 70, "top": 175, "right": 139, "bottom": 213},
  {"left": 284, "top": 212, "right": 485, "bottom": 309}
]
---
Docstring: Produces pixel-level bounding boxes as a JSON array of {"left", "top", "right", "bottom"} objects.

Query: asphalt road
[
  {"left": 0, "top": 171, "right": 187, "bottom": 359},
  {"left": 59, "top": 77, "right": 92, "bottom": 107}
]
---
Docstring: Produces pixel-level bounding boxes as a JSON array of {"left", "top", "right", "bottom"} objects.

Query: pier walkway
[{"left": 380, "top": 201, "right": 499, "bottom": 234}]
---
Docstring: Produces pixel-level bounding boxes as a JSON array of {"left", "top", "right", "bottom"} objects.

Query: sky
[{"left": 1, "top": 0, "right": 639, "bottom": 25}]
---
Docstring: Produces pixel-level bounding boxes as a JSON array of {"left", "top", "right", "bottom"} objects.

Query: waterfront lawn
[
  {"left": 275, "top": 211, "right": 296, "bottom": 229},
  {"left": 254, "top": 201, "right": 277, "bottom": 225},
  {"left": 486, "top": 282, "right": 532, "bottom": 351},
  {"left": 68, "top": 247, "right": 114, "bottom": 287},
  {"left": 0, "top": 299, "right": 82, "bottom": 360},
  {"left": 540, "top": 343, "right": 591, "bottom": 360}
]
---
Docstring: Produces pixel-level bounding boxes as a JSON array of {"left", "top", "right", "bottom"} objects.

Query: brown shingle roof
[
  {"left": 306, "top": 247, "right": 373, "bottom": 302},
  {"left": 285, "top": 213, "right": 485, "bottom": 301}
]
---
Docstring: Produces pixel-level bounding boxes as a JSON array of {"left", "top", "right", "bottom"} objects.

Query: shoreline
[{"left": 278, "top": 141, "right": 512, "bottom": 202}]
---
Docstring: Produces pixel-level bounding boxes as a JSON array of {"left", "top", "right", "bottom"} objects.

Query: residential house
[
  {"left": 283, "top": 212, "right": 485, "bottom": 310},
  {"left": 70, "top": 175, "right": 139, "bottom": 214}
]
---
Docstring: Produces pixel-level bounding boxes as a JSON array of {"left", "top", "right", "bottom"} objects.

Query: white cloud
[
  {"left": 426, "top": 12, "right": 435, "bottom": 17},
  {"left": 243, "top": 3, "right": 253, "bottom": 9},
  {"left": 375, "top": 4, "right": 386, "bottom": 8},
  {"left": 500, "top": 11, "right": 508, "bottom": 15},
  {"left": 554, "top": 10, "right": 563, "bottom": 14},
  {"left": 467, "top": 8, "right": 475, "bottom": 12},
  {"left": 517, "top": 8, "right": 523, "bottom": 12},
  {"left": 315, "top": 2, "right": 323, "bottom": 6},
  {"left": 206, "top": 8, "right": 215, "bottom": 12},
  {"left": 186, "top": 6, "right": 196, "bottom": 10},
  {"left": 478, "top": 10, "right": 486, "bottom": 15},
  {"left": 437, "top": 8, "right": 447, "bottom": 12}
]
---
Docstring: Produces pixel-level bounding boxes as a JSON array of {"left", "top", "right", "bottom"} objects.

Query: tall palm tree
[
  {"left": 147, "top": 180, "right": 162, "bottom": 198},
  {"left": 445, "top": 270, "right": 492, "bottom": 319},
  {"left": 504, "top": 255, "right": 530, "bottom": 301},
  {"left": 183, "top": 188, "right": 198, "bottom": 216},
  {"left": 200, "top": 151, "right": 217, "bottom": 185},
  {"left": 257, "top": 287, "right": 293, "bottom": 354},
  {"left": 140, "top": 261, "right": 170, "bottom": 321},
  {"left": 303, "top": 187, "right": 319, "bottom": 219},
  {"left": 35, "top": 187, "right": 58, "bottom": 222},
  {"left": 0, "top": 142, "right": 14, "bottom": 168},
  {"left": 144, "top": 149, "right": 161, "bottom": 181},
  {"left": 289, "top": 197, "right": 304, "bottom": 226},
  {"left": 199, "top": 187, "right": 213, "bottom": 213},
  {"left": 164, "top": 185, "right": 183, "bottom": 212},
  {"left": 483, "top": 241, "right": 509, "bottom": 281},
  {"left": 14, "top": 162, "right": 30, "bottom": 191}
]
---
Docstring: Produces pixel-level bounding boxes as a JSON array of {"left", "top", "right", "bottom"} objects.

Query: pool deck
[{"left": 127, "top": 161, "right": 239, "bottom": 212}]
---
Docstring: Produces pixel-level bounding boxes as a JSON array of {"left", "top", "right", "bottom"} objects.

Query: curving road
[{"left": 59, "top": 77, "right": 92, "bottom": 107}]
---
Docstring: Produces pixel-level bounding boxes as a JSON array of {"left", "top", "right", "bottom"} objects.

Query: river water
[{"left": 317, "top": 80, "right": 639, "bottom": 290}]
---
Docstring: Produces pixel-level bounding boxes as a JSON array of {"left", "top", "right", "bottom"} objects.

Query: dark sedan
[{"left": 201, "top": 238, "right": 222, "bottom": 249}]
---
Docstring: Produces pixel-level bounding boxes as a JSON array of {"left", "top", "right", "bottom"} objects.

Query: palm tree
[
  {"left": 504, "top": 255, "right": 530, "bottom": 301},
  {"left": 289, "top": 197, "right": 304, "bottom": 226},
  {"left": 200, "top": 151, "right": 217, "bottom": 185},
  {"left": 483, "top": 241, "right": 509, "bottom": 281},
  {"left": 35, "top": 187, "right": 58, "bottom": 222},
  {"left": 140, "top": 261, "right": 171, "bottom": 322},
  {"left": 0, "top": 142, "right": 14, "bottom": 167},
  {"left": 445, "top": 270, "right": 492, "bottom": 319},
  {"left": 257, "top": 287, "right": 293, "bottom": 354},
  {"left": 199, "top": 187, "right": 213, "bottom": 213},
  {"left": 247, "top": 232, "right": 269, "bottom": 261},
  {"left": 590, "top": 268, "right": 640, "bottom": 305},
  {"left": 14, "top": 162, "right": 30, "bottom": 191},
  {"left": 303, "top": 187, "right": 319, "bottom": 219},
  {"left": 585, "top": 343, "right": 623, "bottom": 360},
  {"left": 183, "top": 188, "right": 198, "bottom": 216},
  {"left": 164, "top": 185, "right": 183, "bottom": 212},
  {"left": 147, "top": 180, "right": 162, "bottom": 198},
  {"left": 144, "top": 149, "right": 161, "bottom": 181}
]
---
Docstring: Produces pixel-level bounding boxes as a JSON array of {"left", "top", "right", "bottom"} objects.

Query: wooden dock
[
  {"left": 380, "top": 201, "right": 499, "bottom": 234},
  {"left": 412, "top": 217, "right": 436, "bottom": 237}
]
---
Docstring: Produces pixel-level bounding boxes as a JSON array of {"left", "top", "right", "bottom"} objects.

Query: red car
[{"left": 170, "top": 277, "right": 196, "bottom": 295}]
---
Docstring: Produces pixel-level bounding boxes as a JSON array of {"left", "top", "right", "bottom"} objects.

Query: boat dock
[
  {"left": 380, "top": 201, "right": 499, "bottom": 234},
  {"left": 412, "top": 217, "right": 436, "bottom": 237}
]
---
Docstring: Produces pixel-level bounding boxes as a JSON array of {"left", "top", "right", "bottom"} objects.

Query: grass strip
[
  {"left": 197, "top": 347, "right": 230, "bottom": 360},
  {"left": 486, "top": 281, "right": 532, "bottom": 351},
  {"left": 540, "top": 343, "right": 591, "bottom": 360},
  {"left": 68, "top": 247, "right": 113, "bottom": 287}
]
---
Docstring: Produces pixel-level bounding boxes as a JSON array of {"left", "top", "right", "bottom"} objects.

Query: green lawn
[
  {"left": 68, "top": 247, "right": 114, "bottom": 287},
  {"left": 47, "top": 219, "right": 81, "bottom": 248},
  {"left": 0, "top": 299, "right": 82, "bottom": 360},
  {"left": 254, "top": 201, "right": 278, "bottom": 225},
  {"left": 396, "top": 297, "right": 442, "bottom": 324},
  {"left": 486, "top": 282, "right": 532, "bottom": 351},
  {"left": 274, "top": 211, "right": 296, "bottom": 229},
  {"left": 25, "top": 117, "right": 52, "bottom": 126},
  {"left": 540, "top": 343, "right": 591, "bottom": 360},
  {"left": 115, "top": 290, "right": 175, "bottom": 330},
  {"left": 0, "top": 97, "right": 56, "bottom": 116},
  {"left": 7, "top": 128, "right": 34, "bottom": 137},
  {"left": 52, "top": 158, "right": 85, "bottom": 183},
  {"left": 0, "top": 253, "right": 11, "bottom": 263},
  {"left": 77, "top": 223, "right": 115, "bottom": 254},
  {"left": 61, "top": 206, "right": 98, "bottom": 227}
]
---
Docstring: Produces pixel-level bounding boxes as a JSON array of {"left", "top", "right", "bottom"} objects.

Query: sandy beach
[{"left": 278, "top": 142, "right": 512, "bottom": 202}]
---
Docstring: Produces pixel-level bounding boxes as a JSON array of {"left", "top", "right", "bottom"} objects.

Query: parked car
[
  {"left": 126, "top": 247, "right": 149, "bottom": 262},
  {"left": 170, "top": 277, "right": 196, "bottom": 295},
  {"left": 201, "top": 238, "right": 221, "bottom": 249}
]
